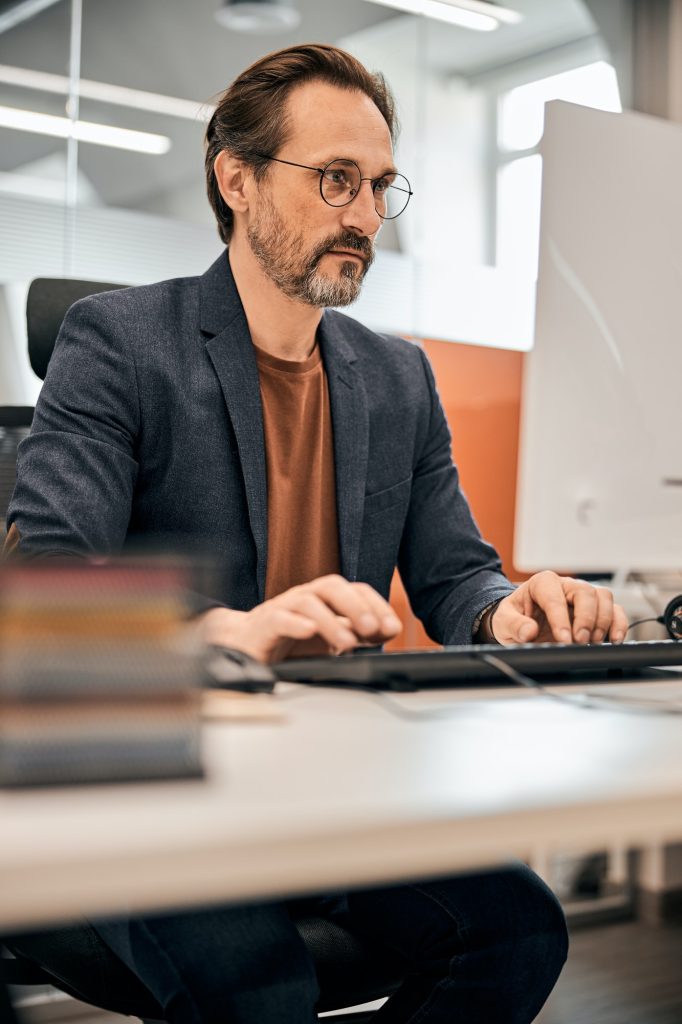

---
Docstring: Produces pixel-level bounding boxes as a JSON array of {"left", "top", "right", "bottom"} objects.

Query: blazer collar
[
  {"left": 200, "top": 251, "right": 370, "bottom": 590},
  {"left": 201, "top": 251, "right": 269, "bottom": 600},
  {"left": 199, "top": 250, "right": 244, "bottom": 337},
  {"left": 318, "top": 312, "right": 369, "bottom": 584}
]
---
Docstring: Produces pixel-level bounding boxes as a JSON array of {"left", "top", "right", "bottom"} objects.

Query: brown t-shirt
[{"left": 255, "top": 343, "right": 340, "bottom": 601}]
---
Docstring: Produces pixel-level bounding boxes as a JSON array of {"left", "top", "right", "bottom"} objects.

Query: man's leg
[
  {"left": 0, "top": 959, "right": 20, "bottom": 1024},
  {"left": 339, "top": 863, "right": 568, "bottom": 1024},
  {"left": 93, "top": 901, "right": 319, "bottom": 1024}
]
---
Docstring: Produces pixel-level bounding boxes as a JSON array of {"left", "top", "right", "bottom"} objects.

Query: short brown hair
[{"left": 204, "top": 43, "right": 398, "bottom": 244}]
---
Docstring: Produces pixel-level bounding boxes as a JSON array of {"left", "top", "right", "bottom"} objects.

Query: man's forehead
[{"left": 283, "top": 80, "right": 393, "bottom": 163}]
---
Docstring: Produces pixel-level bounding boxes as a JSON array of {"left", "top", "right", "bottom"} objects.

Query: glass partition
[
  {"left": 0, "top": 0, "right": 72, "bottom": 403},
  {"left": 0, "top": 0, "right": 633, "bottom": 406}
]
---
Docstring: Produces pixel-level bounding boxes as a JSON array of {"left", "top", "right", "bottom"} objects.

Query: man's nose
[{"left": 339, "top": 181, "right": 382, "bottom": 238}]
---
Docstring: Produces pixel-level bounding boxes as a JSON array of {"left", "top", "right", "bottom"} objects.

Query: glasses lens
[
  {"left": 321, "top": 160, "right": 361, "bottom": 207},
  {"left": 374, "top": 173, "right": 412, "bottom": 220}
]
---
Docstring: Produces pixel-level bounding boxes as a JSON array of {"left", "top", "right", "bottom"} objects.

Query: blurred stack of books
[{"left": 0, "top": 562, "right": 204, "bottom": 786}]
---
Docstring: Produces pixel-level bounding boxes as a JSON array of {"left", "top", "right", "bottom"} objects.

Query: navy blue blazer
[{"left": 9, "top": 252, "right": 514, "bottom": 644}]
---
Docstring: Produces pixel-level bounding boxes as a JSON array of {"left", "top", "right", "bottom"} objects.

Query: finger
[
  {"left": 245, "top": 607, "right": 320, "bottom": 663},
  {"left": 310, "top": 575, "right": 389, "bottom": 636},
  {"left": 490, "top": 597, "right": 539, "bottom": 645},
  {"left": 267, "top": 606, "right": 319, "bottom": 641},
  {"left": 564, "top": 581, "right": 599, "bottom": 644},
  {"left": 590, "top": 588, "right": 614, "bottom": 643},
  {"left": 609, "top": 604, "right": 629, "bottom": 644},
  {"left": 528, "top": 572, "right": 573, "bottom": 643},
  {"left": 286, "top": 591, "right": 359, "bottom": 652},
  {"left": 505, "top": 613, "right": 539, "bottom": 645},
  {"left": 310, "top": 575, "right": 400, "bottom": 639},
  {"left": 352, "top": 582, "right": 402, "bottom": 638}
]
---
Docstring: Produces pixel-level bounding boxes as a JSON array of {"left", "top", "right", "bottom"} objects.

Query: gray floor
[
  {"left": 537, "top": 920, "right": 682, "bottom": 1024},
  {"left": 12, "top": 920, "right": 682, "bottom": 1024}
]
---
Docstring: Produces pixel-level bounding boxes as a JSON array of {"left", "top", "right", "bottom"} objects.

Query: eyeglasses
[{"left": 255, "top": 153, "right": 413, "bottom": 220}]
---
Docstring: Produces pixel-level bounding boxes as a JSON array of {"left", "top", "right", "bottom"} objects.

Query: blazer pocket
[{"left": 363, "top": 474, "right": 413, "bottom": 518}]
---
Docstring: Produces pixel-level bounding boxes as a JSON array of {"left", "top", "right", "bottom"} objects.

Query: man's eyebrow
[{"left": 313, "top": 157, "right": 399, "bottom": 176}]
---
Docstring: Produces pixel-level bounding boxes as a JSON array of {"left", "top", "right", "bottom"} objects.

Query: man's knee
[
  {"left": 450, "top": 864, "right": 568, "bottom": 967},
  {"left": 425, "top": 865, "right": 568, "bottom": 1018},
  {"left": 505, "top": 864, "right": 569, "bottom": 969},
  {"left": 410, "top": 864, "right": 568, "bottom": 984}
]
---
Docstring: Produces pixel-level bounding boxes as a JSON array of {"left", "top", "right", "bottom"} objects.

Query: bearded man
[{"left": 7, "top": 41, "right": 627, "bottom": 1024}]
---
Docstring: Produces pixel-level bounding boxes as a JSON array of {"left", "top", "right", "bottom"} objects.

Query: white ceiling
[{"left": 0, "top": 0, "right": 598, "bottom": 211}]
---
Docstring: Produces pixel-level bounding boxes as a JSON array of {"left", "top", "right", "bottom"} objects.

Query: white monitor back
[{"left": 515, "top": 101, "right": 682, "bottom": 574}]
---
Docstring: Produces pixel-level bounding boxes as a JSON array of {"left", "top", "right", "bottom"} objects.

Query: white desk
[{"left": 3, "top": 677, "right": 682, "bottom": 932}]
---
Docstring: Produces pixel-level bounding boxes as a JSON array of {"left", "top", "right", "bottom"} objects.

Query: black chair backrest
[
  {"left": 0, "top": 408, "right": 33, "bottom": 537},
  {"left": 26, "top": 279, "right": 126, "bottom": 380},
  {"left": 1, "top": 279, "right": 127, "bottom": 534}
]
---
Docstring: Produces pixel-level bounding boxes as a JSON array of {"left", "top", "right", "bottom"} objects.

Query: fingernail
[
  {"left": 336, "top": 629, "right": 356, "bottom": 649},
  {"left": 358, "top": 613, "right": 378, "bottom": 634},
  {"left": 611, "top": 631, "right": 624, "bottom": 644},
  {"left": 519, "top": 624, "right": 534, "bottom": 643},
  {"left": 577, "top": 628, "right": 590, "bottom": 644},
  {"left": 592, "top": 629, "right": 604, "bottom": 643},
  {"left": 560, "top": 629, "right": 572, "bottom": 644},
  {"left": 382, "top": 614, "right": 401, "bottom": 634}
]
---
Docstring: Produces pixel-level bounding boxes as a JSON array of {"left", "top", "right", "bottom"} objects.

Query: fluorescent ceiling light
[
  {"left": 364, "top": 0, "right": 522, "bottom": 30},
  {"left": 0, "top": 0, "right": 62, "bottom": 35},
  {"left": 215, "top": 0, "right": 301, "bottom": 33},
  {"left": 0, "top": 64, "right": 211, "bottom": 121},
  {"left": 439, "top": 0, "right": 522, "bottom": 25},
  {"left": 0, "top": 105, "right": 171, "bottom": 154}
]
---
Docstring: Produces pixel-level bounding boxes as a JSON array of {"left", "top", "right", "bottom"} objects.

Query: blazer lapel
[
  {"left": 319, "top": 313, "right": 369, "bottom": 583},
  {"left": 200, "top": 253, "right": 268, "bottom": 601}
]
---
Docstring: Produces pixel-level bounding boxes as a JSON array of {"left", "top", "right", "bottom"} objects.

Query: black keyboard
[{"left": 273, "top": 640, "right": 682, "bottom": 690}]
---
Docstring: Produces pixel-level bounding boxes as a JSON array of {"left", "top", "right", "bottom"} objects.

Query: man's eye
[
  {"left": 373, "top": 178, "right": 390, "bottom": 194},
  {"left": 325, "top": 170, "right": 350, "bottom": 186}
]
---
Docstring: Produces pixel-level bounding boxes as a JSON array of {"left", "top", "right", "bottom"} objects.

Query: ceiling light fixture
[
  {"left": 437, "top": 0, "right": 522, "bottom": 24},
  {"left": 214, "top": 0, "right": 301, "bottom": 33},
  {"left": 0, "top": 63, "right": 210, "bottom": 121},
  {"left": 363, "top": 0, "right": 522, "bottom": 31},
  {"left": 0, "top": 104, "right": 171, "bottom": 154},
  {"left": 0, "top": 0, "right": 63, "bottom": 35}
]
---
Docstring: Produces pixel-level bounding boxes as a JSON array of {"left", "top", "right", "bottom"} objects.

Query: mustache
[{"left": 310, "top": 232, "right": 375, "bottom": 268}]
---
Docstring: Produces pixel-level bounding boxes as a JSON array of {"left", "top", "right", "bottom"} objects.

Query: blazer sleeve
[
  {"left": 7, "top": 295, "right": 140, "bottom": 557},
  {"left": 398, "top": 346, "right": 515, "bottom": 645}
]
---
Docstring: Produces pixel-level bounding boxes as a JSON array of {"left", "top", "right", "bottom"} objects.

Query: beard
[{"left": 247, "top": 195, "right": 375, "bottom": 308}]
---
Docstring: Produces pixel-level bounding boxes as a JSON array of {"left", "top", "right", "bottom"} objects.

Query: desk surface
[{"left": 3, "top": 677, "right": 682, "bottom": 932}]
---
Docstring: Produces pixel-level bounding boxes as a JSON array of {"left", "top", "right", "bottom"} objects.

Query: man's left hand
[{"left": 491, "top": 571, "right": 628, "bottom": 646}]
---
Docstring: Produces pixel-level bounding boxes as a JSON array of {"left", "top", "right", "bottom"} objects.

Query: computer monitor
[{"left": 514, "top": 100, "right": 682, "bottom": 574}]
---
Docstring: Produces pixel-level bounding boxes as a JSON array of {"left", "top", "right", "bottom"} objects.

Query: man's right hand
[{"left": 197, "top": 574, "right": 402, "bottom": 663}]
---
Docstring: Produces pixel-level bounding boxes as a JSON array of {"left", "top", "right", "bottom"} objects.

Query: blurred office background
[
  {"left": 1, "top": 0, "right": 677, "bottom": 593},
  {"left": 0, "top": 0, "right": 656, "bottom": 583},
  {"left": 2, "top": 3, "right": 682, "bottom": 1024},
  {"left": 0, "top": 0, "right": 635, "bottom": 365}
]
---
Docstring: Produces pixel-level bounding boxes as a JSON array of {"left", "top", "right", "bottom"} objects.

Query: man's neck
[{"left": 228, "top": 236, "right": 323, "bottom": 362}]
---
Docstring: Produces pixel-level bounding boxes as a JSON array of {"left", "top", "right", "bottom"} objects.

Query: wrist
[
  {"left": 198, "top": 607, "right": 247, "bottom": 647},
  {"left": 474, "top": 600, "right": 502, "bottom": 644}
]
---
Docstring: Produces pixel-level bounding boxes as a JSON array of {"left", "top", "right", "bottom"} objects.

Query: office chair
[
  {"left": 2, "top": 278, "right": 405, "bottom": 1022},
  {"left": 0, "top": 278, "right": 125, "bottom": 549},
  {"left": 4, "top": 913, "right": 402, "bottom": 1022},
  {"left": 0, "top": 405, "right": 33, "bottom": 545}
]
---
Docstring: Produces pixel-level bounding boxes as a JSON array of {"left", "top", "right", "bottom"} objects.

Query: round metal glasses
[{"left": 256, "top": 153, "right": 413, "bottom": 220}]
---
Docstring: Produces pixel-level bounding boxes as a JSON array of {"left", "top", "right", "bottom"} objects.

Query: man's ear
[{"left": 214, "top": 151, "right": 250, "bottom": 215}]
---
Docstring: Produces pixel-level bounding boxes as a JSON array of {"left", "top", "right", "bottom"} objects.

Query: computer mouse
[{"left": 204, "top": 646, "right": 276, "bottom": 693}]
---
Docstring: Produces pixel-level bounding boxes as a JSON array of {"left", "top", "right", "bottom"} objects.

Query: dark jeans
[{"left": 93, "top": 863, "right": 568, "bottom": 1024}]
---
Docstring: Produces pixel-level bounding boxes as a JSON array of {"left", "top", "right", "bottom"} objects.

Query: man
[{"left": 7, "top": 42, "right": 626, "bottom": 1024}]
